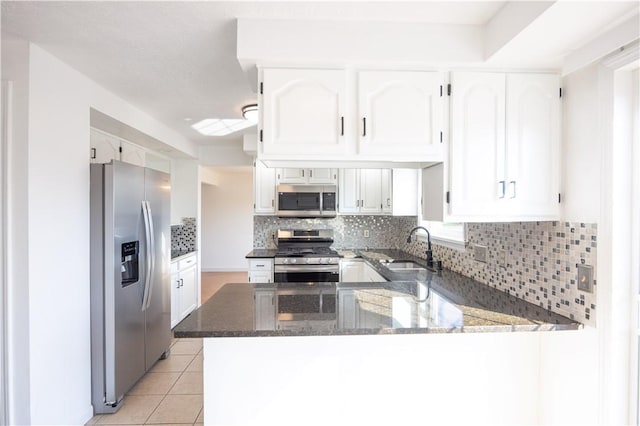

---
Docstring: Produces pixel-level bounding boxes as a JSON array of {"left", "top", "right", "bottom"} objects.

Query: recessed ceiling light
[
  {"left": 183, "top": 118, "right": 193, "bottom": 122},
  {"left": 191, "top": 104, "right": 258, "bottom": 136}
]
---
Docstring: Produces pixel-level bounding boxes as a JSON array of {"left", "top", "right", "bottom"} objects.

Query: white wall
[
  {"left": 2, "top": 37, "right": 197, "bottom": 425},
  {"left": 201, "top": 168, "right": 253, "bottom": 271},
  {"left": 561, "top": 63, "right": 601, "bottom": 222}
]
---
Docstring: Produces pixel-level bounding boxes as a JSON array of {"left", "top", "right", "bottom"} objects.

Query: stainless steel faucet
[{"left": 407, "top": 226, "right": 434, "bottom": 268}]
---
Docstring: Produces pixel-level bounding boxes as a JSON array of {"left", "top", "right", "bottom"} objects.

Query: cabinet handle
[
  {"left": 176, "top": 280, "right": 181, "bottom": 289},
  {"left": 309, "top": 170, "right": 313, "bottom": 178},
  {"left": 180, "top": 278, "right": 184, "bottom": 288},
  {"left": 510, "top": 181, "right": 516, "bottom": 199},
  {"left": 498, "top": 181, "right": 506, "bottom": 198},
  {"left": 362, "top": 117, "right": 367, "bottom": 137},
  {"left": 90, "top": 148, "right": 96, "bottom": 159},
  {"left": 340, "top": 116, "right": 344, "bottom": 136},
  {"left": 387, "top": 198, "right": 391, "bottom": 207},
  {"left": 302, "top": 170, "right": 305, "bottom": 177},
  {"left": 255, "top": 264, "right": 264, "bottom": 268},
  {"left": 271, "top": 199, "right": 274, "bottom": 207}
]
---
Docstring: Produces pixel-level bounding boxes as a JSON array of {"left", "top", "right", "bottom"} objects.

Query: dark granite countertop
[
  {"left": 245, "top": 249, "right": 277, "bottom": 258},
  {"left": 171, "top": 249, "right": 196, "bottom": 260},
  {"left": 175, "top": 249, "right": 579, "bottom": 338}
]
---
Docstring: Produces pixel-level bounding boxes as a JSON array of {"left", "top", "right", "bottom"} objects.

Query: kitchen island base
[{"left": 202, "top": 330, "right": 598, "bottom": 425}]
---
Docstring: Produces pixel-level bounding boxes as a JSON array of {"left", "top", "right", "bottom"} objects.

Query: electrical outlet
[
  {"left": 577, "top": 264, "right": 594, "bottom": 293},
  {"left": 474, "top": 245, "right": 488, "bottom": 263},
  {"left": 363, "top": 229, "right": 370, "bottom": 238}
]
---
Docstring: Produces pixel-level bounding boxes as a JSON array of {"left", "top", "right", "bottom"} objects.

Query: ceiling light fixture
[
  {"left": 242, "top": 104, "right": 258, "bottom": 122},
  {"left": 191, "top": 104, "right": 258, "bottom": 136}
]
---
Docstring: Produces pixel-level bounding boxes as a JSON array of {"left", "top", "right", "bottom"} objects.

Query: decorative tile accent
[
  {"left": 171, "top": 217, "right": 196, "bottom": 252},
  {"left": 253, "top": 217, "right": 598, "bottom": 326}
]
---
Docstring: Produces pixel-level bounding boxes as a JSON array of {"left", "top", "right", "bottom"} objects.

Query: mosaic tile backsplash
[
  {"left": 253, "top": 215, "right": 417, "bottom": 250},
  {"left": 402, "top": 222, "right": 597, "bottom": 327},
  {"left": 254, "top": 216, "right": 597, "bottom": 326},
  {"left": 171, "top": 217, "right": 196, "bottom": 252}
]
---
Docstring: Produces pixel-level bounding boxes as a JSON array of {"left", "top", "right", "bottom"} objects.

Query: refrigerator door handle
[
  {"left": 141, "top": 201, "right": 154, "bottom": 311},
  {"left": 145, "top": 201, "right": 156, "bottom": 310}
]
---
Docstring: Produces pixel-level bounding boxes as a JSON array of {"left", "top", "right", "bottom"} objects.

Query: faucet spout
[{"left": 407, "top": 226, "right": 434, "bottom": 268}]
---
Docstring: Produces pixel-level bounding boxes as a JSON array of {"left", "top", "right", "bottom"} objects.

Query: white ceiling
[{"left": 1, "top": 1, "right": 638, "bottom": 150}]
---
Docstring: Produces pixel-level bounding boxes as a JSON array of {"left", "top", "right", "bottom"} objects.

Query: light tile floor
[
  {"left": 86, "top": 272, "right": 245, "bottom": 426},
  {"left": 86, "top": 337, "right": 204, "bottom": 426}
]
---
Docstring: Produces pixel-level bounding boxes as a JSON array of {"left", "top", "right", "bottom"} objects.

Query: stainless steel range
[{"left": 274, "top": 229, "right": 340, "bottom": 283}]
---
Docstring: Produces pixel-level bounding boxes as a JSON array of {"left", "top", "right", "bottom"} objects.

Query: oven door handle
[{"left": 274, "top": 265, "right": 339, "bottom": 272}]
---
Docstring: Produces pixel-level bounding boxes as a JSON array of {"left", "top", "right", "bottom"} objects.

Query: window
[{"left": 416, "top": 219, "right": 466, "bottom": 250}]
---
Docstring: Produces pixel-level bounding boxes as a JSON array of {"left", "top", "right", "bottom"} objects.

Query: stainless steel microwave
[{"left": 277, "top": 184, "right": 337, "bottom": 218}]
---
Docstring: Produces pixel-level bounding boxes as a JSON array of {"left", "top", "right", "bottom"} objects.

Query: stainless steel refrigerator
[{"left": 90, "top": 160, "right": 171, "bottom": 413}]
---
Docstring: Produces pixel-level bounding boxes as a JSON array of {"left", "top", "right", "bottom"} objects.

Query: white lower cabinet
[
  {"left": 248, "top": 258, "right": 274, "bottom": 283},
  {"left": 340, "top": 259, "right": 386, "bottom": 282},
  {"left": 171, "top": 253, "right": 198, "bottom": 328}
]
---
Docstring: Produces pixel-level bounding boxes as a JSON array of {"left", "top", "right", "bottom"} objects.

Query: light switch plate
[
  {"left": 474, "top": 245, "right": 488, "bottom": 263},
  {"left": 577, "top": 264, "right": 594, "bottom": 293}
]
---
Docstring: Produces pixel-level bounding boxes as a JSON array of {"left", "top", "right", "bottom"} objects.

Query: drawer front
[
  {"left": 178, "top": 254, "right": 197, "bottom": 270},
  {"left": 249, "top": 259, "right": 273, "bottom": 271},
  {"left": 170, "top": 261, "right": 179, "bottom": 274},
  {"left": 249, "top": 270, "right": 273, "bottom": 283}
]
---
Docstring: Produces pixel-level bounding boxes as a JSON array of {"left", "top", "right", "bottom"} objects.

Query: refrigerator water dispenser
[{"left": 121, "top": 241, "right": 139, "bottom": 287}]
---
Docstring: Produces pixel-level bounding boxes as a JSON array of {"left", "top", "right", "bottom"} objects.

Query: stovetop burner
[{"left": 275, "top": 246, "right": 339, "bottom": 257}]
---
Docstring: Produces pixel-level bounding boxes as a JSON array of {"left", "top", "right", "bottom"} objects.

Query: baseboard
[
  {"left": 76, "top": 405, "right": 95, "bottom": 426},
  {"left": 201, "top": 267, "right": 248, "bottom": 273}
]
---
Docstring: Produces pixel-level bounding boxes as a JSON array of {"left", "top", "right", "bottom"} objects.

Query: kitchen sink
[{"left": 380, "top": 260, "right": 428, "bottom": 272}]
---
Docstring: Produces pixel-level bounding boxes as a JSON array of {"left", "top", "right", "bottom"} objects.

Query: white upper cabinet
[
  {"left": 358, "top": 71, "right": 444, "bottom": 159},
  {"left": 261, "top": 68, "right": 347, "bottom": 158},
  {"left": 254, "top": 160, "right": 276, "bottom": 215},
  {"left": 276, "top": 168, "right": 338, "bottom": 184},
  {"left": 90, "top": 129, "right": 121, "bottom": 164},
  {"left": 449, "top": 72, "right": 506, "bottom": 218},
  {"left": 259, "top": 68, "right": 444, "bottom": 163},
  {"left": 505, "top": 74, "right": 561, "bottom": 218},
  {"left": 448, "top": 72, "right": 561, "bottom": 221},
  {"left": 338, "top": 169, "right": 392, "bottom": 215}
]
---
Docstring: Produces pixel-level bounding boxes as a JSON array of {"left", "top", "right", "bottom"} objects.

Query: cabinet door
[
  {"left": 248, "top": 271, "right": 273, "bottom": 284},
  {"left": 338, "top": 169, "right": 360, "bottom": 214},
  {"left": 358, "top": 71, "right": 444, "bottom": 159},
  {"left": 170, "top": 271, "right": 181, "bottom": 328},
  {"left": 254, "top": 161, "right": 276, "bottom": 214},
  {"left": 262, "top": 68, "right": 346, "bottom": 157},
  {"left": 179, "top": 265, "right": 197, "bottom": 320},
  {"left": 381, "top": 169, "right": 393, "bottom": 214},
  {"left": 120, "top": 140, "right": 146, "bottom": 167},
  {"left": 307, "top": 168, "right": 337, "bottom": 184},
  {"left": 90, "top": 129, "right": 120, "bottom": 164},
  {"left": 340, "top": 260, "right": 365, "bottom": 282},
  {"left": 359, "top": 169, "right": 383, "bottom": 214},
  {"left": 506, "top": 74, "right": 561, "bottom": 219},
  {"left": 276, "top": 168, "right": 306, "bottom": 184},
  {"left": 449, "top": 72, "right": 506, "bottom": 219}
]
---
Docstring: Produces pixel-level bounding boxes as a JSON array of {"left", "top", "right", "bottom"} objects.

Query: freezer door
[
  {"left": 143, "top": 168, "right": 171, "bottom": 370},
  {"left": 108, "top": 161, "right": 147, "bottom": 404}
]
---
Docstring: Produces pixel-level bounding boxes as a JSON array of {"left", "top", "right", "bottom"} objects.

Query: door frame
[
  {"left": 597, "top": 41, "right": 640, "bottom": 425},
  {"left": 1, "top": 80, "right": 11, "bottom": 425}
]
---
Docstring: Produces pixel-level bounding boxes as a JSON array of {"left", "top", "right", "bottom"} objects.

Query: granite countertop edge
[{"left": 173, "top": 322, "right": 582, "bottom": 338}]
